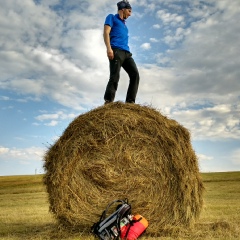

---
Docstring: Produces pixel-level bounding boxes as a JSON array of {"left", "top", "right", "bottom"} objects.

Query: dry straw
[{"left": 44, "top": 102, "right": 204, "bottom": 235}]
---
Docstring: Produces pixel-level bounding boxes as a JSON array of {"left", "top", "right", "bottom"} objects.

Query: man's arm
[{"left": 103, "top": 25, "right": 114, "bottom": 60}]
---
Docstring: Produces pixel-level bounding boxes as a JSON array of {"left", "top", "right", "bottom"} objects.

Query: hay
[{"left": 43, "top": 102, "right": 204, "bottom": 235}]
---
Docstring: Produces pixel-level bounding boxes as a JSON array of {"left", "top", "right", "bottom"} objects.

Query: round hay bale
[{"left": 44, "top": 102, "right": 204, "bottom": 235}]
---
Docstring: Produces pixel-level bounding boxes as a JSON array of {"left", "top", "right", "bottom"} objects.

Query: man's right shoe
[{"left": 104, "top": 100, "right": 111, "bottom": 105}]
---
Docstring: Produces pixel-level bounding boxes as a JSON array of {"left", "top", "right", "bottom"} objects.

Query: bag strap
[
  {"left": 116, "top": 202, "right": 131, "bottom": 235},
  {"left": 100, "top": 199, "right": 128, "bottom": 222}
]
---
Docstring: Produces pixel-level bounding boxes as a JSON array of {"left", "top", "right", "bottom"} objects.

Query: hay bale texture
[{"left": 44, "top": 102, "right": 204, "bottom": 235}]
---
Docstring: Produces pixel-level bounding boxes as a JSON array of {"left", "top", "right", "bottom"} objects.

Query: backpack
[
  {"left": 91, "top": 199, "right": 132, "bottom": 240},
  {"left": 91, "top": 199, "right": 149, "bottom": 240}
]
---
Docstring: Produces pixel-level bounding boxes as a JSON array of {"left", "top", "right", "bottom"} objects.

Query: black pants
[{"left": 104, "top": 48, "right": 139, "bottom": 103}]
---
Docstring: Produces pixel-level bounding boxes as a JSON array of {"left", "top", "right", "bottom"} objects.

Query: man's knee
[{"left": 131, "top": 70, "right": 139, "bottom": 82}]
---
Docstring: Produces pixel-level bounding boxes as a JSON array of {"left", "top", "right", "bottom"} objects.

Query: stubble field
[{"left": 0, "top": 172, "right": 239, "bottom": 240}]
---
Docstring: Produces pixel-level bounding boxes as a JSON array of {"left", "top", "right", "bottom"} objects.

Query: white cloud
[
  {"left": 168, "top": 103, "right": 240, "bottom": 140},
  {"left": 150, "top": 38, "right": 159, "bottom": 43},
  {"left": 0, "top": 146, "right": 45, "bottom": 162},
  {"left": 140, "top": 43, "right": 151, "bottom": 50},
  {"left": 197, "top": 153, "right": 214, "bottom": 161},
  {"left": 0, "top": 96, "right": 10, "bottom": 101},
  {"left": 36, "top": 113, "right": 62, "bottom": 121},
  {"left": 154, "top": 53, "right": 171, "bottom": 65},
  {"left": 168, "top": 3, "right": 240, "bottom": 96},
  {"left": 156, "top": 9, "right": 185, "bottom": 27},
  {"left": 0, "top": 1, "right": 109, "bottom": 110},
  {"left": 45, "top": 120, "right": 58, "bottom": 127},
  {"left": 35, "top": 111, "right": 77, "bottom": 127},
  {"left": 152, "top": 24, "right": 161, "bottom": 29},
  {"left": 0, "top": 147, "right": 9, "bottom": 154}
]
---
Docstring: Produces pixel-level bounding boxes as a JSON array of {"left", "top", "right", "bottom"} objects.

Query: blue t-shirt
[{"left": 104, "top": 14, "right": 130, "bottom": 52}]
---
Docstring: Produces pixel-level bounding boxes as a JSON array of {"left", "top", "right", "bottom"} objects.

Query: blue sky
[{"left": 0, "top": 0, "right": 240, "bottom": 176}]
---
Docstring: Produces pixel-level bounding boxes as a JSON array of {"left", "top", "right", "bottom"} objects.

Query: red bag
[{"left": 120, "top": 214, "right": 149, "bottom": 240}]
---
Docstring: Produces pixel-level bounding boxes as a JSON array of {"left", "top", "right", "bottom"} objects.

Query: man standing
[{"left": 103, "top": 0, "right": 140, "bottom": 104}]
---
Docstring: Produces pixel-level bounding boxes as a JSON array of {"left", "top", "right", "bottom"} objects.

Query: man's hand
[{"left": 107, "top": 49, "right": 114, "bottom": 60}]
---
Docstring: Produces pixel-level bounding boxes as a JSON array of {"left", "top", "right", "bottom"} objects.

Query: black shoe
[{"left": 104, "top": 100, "right": 112, "bottom": 105}]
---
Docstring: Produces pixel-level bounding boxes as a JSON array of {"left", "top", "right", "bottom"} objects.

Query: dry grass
[
  {"left": 0, "top": 172, "right": 239, "bottom": 239},
  {"left": 44, "top": 102, "right": 204, "bottom": 234}
]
